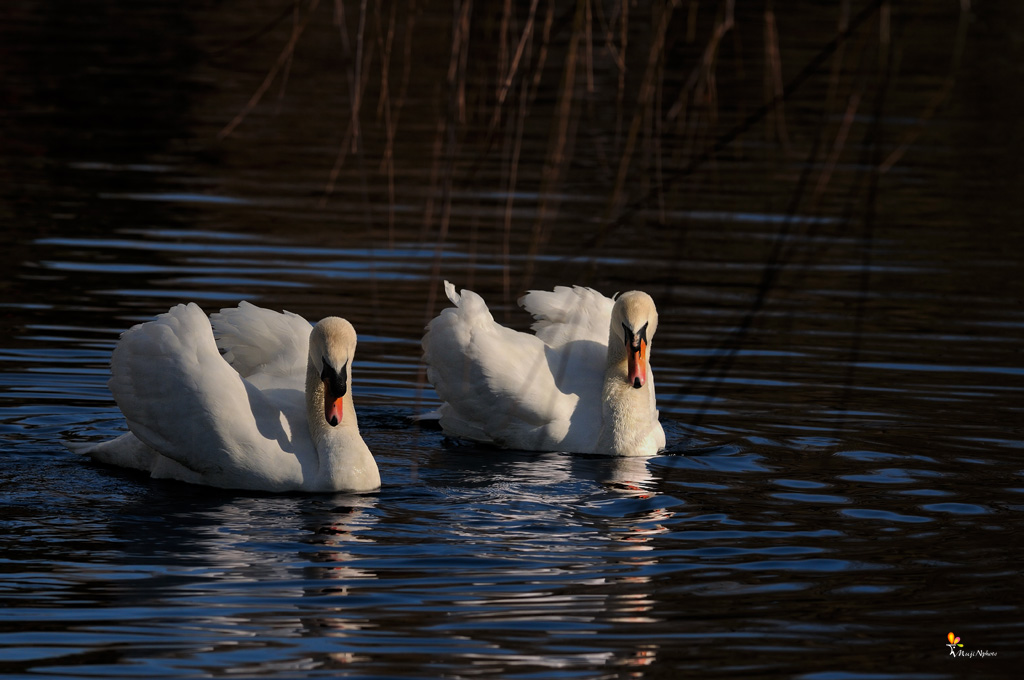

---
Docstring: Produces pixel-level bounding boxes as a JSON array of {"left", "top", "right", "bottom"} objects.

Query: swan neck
[
  {"left": 305, "top": 360, "right": 377, "bottom": 490},
  {"left": 599, "top": 330, "right": 657, "bottom": 456},
  {"left": 306, "top": 360, "right": 359, "bottom": 435}
]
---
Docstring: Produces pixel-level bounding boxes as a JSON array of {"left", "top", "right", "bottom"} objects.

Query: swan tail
[{"left": 66, "top": 432, "right": 161, "bottom": 473}]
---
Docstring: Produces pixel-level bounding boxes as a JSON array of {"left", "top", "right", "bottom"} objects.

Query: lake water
[{"left": 2, "top": 0, "right": 1022, "bottom": 678}]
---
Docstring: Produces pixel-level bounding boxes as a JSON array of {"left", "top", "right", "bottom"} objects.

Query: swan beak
[
  {"left": 324, "top": 392, "right": 343, "bottom": 427},
  {"left": 321, "top": 359, "right": 348, "bottom": 427},
  {"left": 623, "top": 322, "right": 649, "bottom": 389},
  {"left": 627, "top": 339, "right": 647, "bottom": 389}
]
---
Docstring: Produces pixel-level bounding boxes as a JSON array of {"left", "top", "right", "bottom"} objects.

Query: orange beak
[
  {"left": 320, "top": 358, "right": 348, "bottom": 427},
  {"left": 323, "top": 383, "right": 344, "bottom": 427},
  {"left": 627, "top": 339, "right": 647, "bottom": 389}
]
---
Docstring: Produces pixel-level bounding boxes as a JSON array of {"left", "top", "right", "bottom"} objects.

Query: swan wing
[
  {"left": 423, "top": 283, "right": 590, "bottom": 450},
  {"left": 519, "top": 285, "right": 614, "bottom": 347},
  {"left": 210, "top": 301, "right": 312, "bottom": 390},
  {"left": 108, "top": 303, "right": 302, "bottom": 488}
]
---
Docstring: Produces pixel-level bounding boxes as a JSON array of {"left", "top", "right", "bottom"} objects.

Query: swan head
[
  {"left": 612, "top": 291, "right": 658, "bottom": 389},
  {"left": 309, "top": 317, "right": 357, "bottom": 427}
]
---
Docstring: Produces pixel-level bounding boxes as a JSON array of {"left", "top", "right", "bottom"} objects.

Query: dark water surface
[{"left": 2, "top": 1, "right": 1023, "bottom": 678}]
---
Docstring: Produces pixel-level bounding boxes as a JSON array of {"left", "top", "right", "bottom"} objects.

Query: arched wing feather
[
  {"left": 210, "top": 301, "right": 312, "bottom": 390},
  {"left": 107, "top": 303, "right": 299, "bottom": 485}
]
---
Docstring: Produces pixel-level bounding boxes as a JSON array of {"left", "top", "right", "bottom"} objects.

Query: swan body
[
  {"left": 74, "top": 302, "right": 380, "bottom": 493},
  {"left": 422, "top": 282, "right": 665, "bottom": 456}
]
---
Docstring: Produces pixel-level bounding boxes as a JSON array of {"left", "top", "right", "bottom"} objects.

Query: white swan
[
  {"left": 73, "top": 302, "right": 380, "bottom": 493},
  {"left": 422, "top": 282, "right": 665, "bottom": 456}
]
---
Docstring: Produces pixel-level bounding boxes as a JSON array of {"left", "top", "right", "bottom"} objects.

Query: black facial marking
[
  {"left": 320, "top": 357, "right": 349, "bottom": 398},
  {"left": 623, "top": 322, "right": 649, "bottom": 350}
]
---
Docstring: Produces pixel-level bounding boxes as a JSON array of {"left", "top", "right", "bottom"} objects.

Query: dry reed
[{"left": 214, "top": 0, "right": 973, "bottom": 419}]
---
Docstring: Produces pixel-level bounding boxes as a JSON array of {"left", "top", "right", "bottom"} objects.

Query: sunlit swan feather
[
  {"left": 73, "top": 302, "right": 380, "bottom": 493},
  {"left": 422, "top": 282, "right": 665, "bottom": 456}
]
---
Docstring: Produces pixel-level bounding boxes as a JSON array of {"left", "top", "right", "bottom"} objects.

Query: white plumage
[
  {"left": 72, "top": 302, "right": 380, "bottom": 493},
  {"left": 422, "top": 282, "right": 666, "bottom": 456}
]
